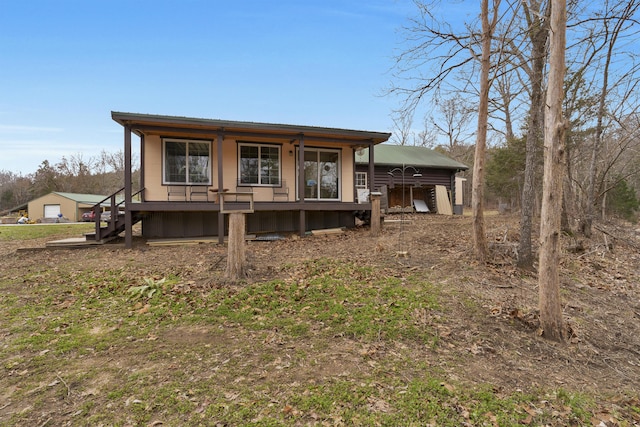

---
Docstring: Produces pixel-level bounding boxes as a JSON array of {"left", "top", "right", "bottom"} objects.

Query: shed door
[{"left": 44, "top": 204, "right": 61, "bottom": 218}]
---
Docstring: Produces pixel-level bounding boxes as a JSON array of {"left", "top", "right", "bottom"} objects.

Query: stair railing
[{"left": 91, "top": 187, "right": 144, "bottom": 241}]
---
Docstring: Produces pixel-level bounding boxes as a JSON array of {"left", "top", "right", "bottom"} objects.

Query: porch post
[
  {"left": 217, "top": 131, "right": 225, "bottom": 244},
  {"left": 451, "top": 174, "right": 457, "bottom": 215},
  {"left": 139, "top": 135, "right": 145, "bottom": 202},
  {"left": 368, "top": 142, "right": 375, "bottom": 191},
  {"left": 124, "top": 125, "right": 133, "bottom": 248},
  {"left": 298, "top": 134, "right": 305, "bottom": 237}
]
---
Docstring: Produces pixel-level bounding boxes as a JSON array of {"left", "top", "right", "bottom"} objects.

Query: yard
[{"left": 1, "top": 214, "right": 639, "bottom": 426}]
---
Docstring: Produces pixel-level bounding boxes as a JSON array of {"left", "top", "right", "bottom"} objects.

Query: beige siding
[
  {"left": 144, "top": 135, "right": 167, "bottom": 201},
  {"left": 28, "top": 194, "right": 79, "bottom": 221},
  {"left": 142, "top": 135, "right": 357, "bottom": 203},
  {"left": 341, "top": 148, "right": 355, "bottom": 203},
  {"left": 455, "top": 177, "right": 466, "bottom": 205}
]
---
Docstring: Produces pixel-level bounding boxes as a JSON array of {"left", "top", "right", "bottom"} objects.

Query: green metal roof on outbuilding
[
  {"left": 355, "top": 144, "right": 468, "bottom": 170},
  {"left": 52, "top": 192, "right": 114, "bottom": 204}
]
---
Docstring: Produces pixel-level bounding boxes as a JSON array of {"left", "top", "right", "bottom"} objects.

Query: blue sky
[{"left": 0, "top": 0, "right": 420, "bottom": 175}]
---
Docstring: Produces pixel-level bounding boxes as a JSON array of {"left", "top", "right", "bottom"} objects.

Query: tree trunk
[
  {"left": 581, "top": 1, "right": 629, "bottom": 237},
  {"left": 518, "top": 78, "right": 544, "bottom": 268},
  {"left": 472, "top": 0, "right": 496, "bottom": 263},
  {"left": 538, "top": 0, "right": 567, "bottom": 343},
  {"left": 226, "top": 212, "right": 247, "bottom": 280},
  {"left": 518, "top": 0, "right": 549, "bottom": 269}
]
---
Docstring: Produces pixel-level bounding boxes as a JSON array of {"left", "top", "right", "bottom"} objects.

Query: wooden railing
[{"left": 90, "top": 187, "right": 144, "bottom": 241}]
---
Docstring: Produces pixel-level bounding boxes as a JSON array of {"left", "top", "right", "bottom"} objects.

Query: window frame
[
  {"left": 297, "top": 147, "right": 342, "bottom": 201},
  {"left": 162, "top": 138, "right": 212, "bottom": 186},
  {"left": 237, "top": 142, "right": 282, "bottom": 186},
  {"left": 355, "top": 171, "right": 368, "bottom": 189}
]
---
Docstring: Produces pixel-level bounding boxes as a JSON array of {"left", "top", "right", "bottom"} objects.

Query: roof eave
[{"left": 111, "top": 111, "right": 392, "bottom": 144}]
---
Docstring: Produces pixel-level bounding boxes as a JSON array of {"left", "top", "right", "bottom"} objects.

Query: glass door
[{"left": 299, "top": 148, "right": 340, "bottom": 200}]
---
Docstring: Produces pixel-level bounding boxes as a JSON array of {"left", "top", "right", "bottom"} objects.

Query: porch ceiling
[{"left": 111, "top": 111, "right": 391, "bottom": 145}]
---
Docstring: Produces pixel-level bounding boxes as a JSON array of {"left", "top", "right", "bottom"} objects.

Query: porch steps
[{"left": 85, "top": 212, "right": 143, "bottom": 242}]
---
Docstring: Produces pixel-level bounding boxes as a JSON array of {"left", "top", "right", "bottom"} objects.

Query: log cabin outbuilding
[
  {"left": 355, "top": 144, "right": 469, "bottom": 215},
  {"left": 90, "top": 112, "right": 391, "bottom": 248}
]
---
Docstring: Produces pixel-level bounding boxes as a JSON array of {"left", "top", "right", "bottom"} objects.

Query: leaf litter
[{"left": 1, "top": 213, "right": 640, "bottom": 425}]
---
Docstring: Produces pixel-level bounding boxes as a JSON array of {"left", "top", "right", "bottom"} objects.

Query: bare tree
[
  {"left": 538, "top": 0, "right": 567, "bottom": 342},
  {"left": 389, "top": 110, "right": 415, "bottom": 145},
  {"left": 0, "top": 171, "right": 31, "bottom": 212},
  {"left": 414, "top": 115, "right": 439, "bottom": 147},
  {"left": 516, "top": 0, "right": 551, "bottom": 268},
  {"left": 594, "top": 112, "right": 640, "bottom": 208},
  {"left": 491, "top": 70, "right": 519, "bottom": 142},
  {"left": 432, "top": 95, "right": 476, "bottom": 152},
  {"left": 56, "top": 153, "right": 96, "bottom": 193},
  {"left": 582, "top": 0, "right": 640, "bottom": 236},
  {"left": 472, "top": 0, "right": 501, "bottom": 262},
  {"left": 389, "top": 1, "right": 478, "bottom": 112},
  {"left": 390, "top": 0, "right": 508, "bottom": 260}
]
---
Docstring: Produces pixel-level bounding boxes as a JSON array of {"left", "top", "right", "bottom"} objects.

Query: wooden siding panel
[
  {"left": 356, "top": 165, "right": 455, "bottom": 190},
  {"left": 142, "top": 212, "right": 220, "bottom": 239},
  {"left": 356, "top": 165, "right": 455, "bottom": 213},
  {"left": 141, "top": 210, "right": 354, "bottom": 238}
]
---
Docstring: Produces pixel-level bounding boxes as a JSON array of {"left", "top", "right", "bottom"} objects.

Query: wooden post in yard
[
  {"left": 226, "top": 212, "right": 247, "bottom": 280},
  {"left": 370, "top": 192, "right": 382, "bottom": 236}
]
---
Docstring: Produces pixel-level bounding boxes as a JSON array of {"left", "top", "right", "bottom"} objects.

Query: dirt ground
[
  {"left": 3, "top": 212, "right": 640, "bottom": 423},
  {"left": 243, "top": 213, "right": 640, "bottom": 397}
]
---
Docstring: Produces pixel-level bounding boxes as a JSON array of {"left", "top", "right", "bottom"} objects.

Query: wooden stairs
[{"left": 84, "top": 187, "right": 143, "bottom": 243}]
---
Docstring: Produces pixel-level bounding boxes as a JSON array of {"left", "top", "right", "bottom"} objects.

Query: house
[
  {"left": 27, "top": 192, "right": 114, "bottom": 222},
  {"left": 354, "top": 144, "right": 469, "bottom": 215},
  {"left": 98, "top": 112, "right": 391, "bottom": 248}
]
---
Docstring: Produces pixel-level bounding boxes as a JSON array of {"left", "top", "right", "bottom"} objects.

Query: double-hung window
[
  {"left": 355, "top": 172, "right": 367, "bottom": 189},
  {"left": 163, "top": 138, "right": 211, "bottom": 185},
  {"left": 238, "top": 143, "right": 281, "bottom": 185}
]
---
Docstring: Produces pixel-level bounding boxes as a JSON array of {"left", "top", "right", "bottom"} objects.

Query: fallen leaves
[
  {"left": 131, "top": 302, "right": 151, "bottom": 315},
  {"left": 3, "top": 214, "right": 640, "bottom": 426}
]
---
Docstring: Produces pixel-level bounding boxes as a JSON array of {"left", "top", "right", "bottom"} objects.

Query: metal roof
[
  {"left": 111, "top": 111, "right": 392, "bottom": 144},
  {"left": 50, "top": 192, "right": 126, "bottom": 207},
  {"left": 52, "top": 192, "right": 111, "bottom": 204},
  {"left": 355, "top": 144, "right": 468, "bottom": 170}
]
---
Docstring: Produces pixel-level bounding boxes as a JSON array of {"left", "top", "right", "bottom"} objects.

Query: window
[
  {"left": 300, "top": 148, "right": 341, "bottom": 200},
  {"left": 238, "top": 143, "right": 281, "bottom": 185},
  {"left": 163, "top": 139, "right": 211, "bottom": 184},
  {"left": 355, "top": 172, "right": 367, "bottom": 189}
]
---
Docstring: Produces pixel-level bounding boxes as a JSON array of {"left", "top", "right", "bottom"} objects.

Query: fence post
[
  {"left": 226, "top": 212, "right": 247, "bottom": 280},
  {"left": 370, "top": 192, "right": 382, "bottom": 236}
]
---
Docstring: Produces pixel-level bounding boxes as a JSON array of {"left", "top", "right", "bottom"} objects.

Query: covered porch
[{"left": 110, "top": 112, "right": 391, "bottom": 248}]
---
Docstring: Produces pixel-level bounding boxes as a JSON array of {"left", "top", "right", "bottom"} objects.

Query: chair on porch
[
  {"left": 235, "top": 181, "right": 254, "bottom": 202},
  {"left": 167, "top": 185, "right": 187, "bottom": 201},
  {"left": 189, "top": 186, "right": 209, "bottom": 201},
  {"left": 272, "top": 180, "right": 289, "bottom": 201}
]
